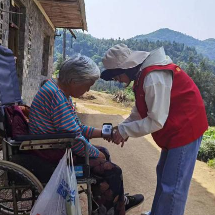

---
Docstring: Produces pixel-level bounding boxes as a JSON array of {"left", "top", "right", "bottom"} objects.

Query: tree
[
  {"left": 53, "top": 30, "right": 215, "bottom": 124},
  {"left": 186, "top": 61, "right": 215, "bottom": 125}
]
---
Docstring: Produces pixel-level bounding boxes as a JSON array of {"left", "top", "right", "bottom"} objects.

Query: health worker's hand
[
  {"left": 103, "top": 136, "right": 112, "bottom": 142},
  {"left": 112, "top": 129, "right": 126, "bottom": 147}
]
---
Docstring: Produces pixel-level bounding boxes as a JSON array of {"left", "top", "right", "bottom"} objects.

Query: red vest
[{"left": 133, "top": 64, "right": 208, "bottom": 149}]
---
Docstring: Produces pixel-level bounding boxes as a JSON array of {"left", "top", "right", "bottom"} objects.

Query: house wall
[
  {"left": 0, "top": 0, "right": 9, "bottom": 46},
  {"left": 1, "top": 0, "right": 55, "bottom": 105}
]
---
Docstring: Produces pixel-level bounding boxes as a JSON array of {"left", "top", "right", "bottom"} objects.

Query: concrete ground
[{"left": 79, "top": 113, "right": 215, "bottom": 215}]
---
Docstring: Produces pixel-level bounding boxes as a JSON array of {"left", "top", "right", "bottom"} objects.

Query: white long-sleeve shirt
[{"left": 118, "top": 47, "right": 173, "bottom": 139}]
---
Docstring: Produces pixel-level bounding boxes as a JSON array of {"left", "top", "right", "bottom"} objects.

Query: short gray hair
[{"left": 58, "top": 54, "right": 100, "bottom": 84}]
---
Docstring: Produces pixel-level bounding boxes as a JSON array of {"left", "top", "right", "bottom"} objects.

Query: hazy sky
[{"left": 84, "top": 0, "right": 215, "bottom": 41}]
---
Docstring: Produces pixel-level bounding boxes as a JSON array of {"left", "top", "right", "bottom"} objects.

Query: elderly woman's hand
[{"left": 98, "top": 151, "right": 106, "bottom": 160}]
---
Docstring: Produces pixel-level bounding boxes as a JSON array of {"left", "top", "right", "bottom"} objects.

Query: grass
[
  {"left": 74, "top": 90, "right": 132, "bottom": 115},
  {"left": 83, "top": 104, "right": 130, "bottom": 115}
]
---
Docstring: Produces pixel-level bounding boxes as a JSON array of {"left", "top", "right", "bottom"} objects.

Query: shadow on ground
[{"left": 78, "top": 113, "right": 215, "bottom": 215}]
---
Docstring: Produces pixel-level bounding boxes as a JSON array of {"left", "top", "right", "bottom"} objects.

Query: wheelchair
[{"left": 0, "top": 45, "right": 96, "bottom": 215}]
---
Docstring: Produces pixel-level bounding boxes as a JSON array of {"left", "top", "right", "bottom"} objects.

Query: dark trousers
[{"left": 76, "top": 146, "right": 125, "bottom": 215}]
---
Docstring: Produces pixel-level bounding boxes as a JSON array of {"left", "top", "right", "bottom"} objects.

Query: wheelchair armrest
[
  {"left": 14, "top": 133, "right": 90, "bottom": 166},
  {"left": 14, "top": 133, "right": 79, "bottom": 141}
]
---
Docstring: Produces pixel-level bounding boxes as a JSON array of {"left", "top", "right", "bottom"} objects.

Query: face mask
[{"left": 124, "top": 64, "right": 142, "bottom": 81}]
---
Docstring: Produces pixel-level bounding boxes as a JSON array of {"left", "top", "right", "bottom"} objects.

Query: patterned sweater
[{"left": 29, "top": 79, "right": 99, "bottom": 157}]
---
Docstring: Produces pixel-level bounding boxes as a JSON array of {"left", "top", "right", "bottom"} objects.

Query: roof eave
[{"left": 33, "top": 0, "right": 87, "bottom": 31}]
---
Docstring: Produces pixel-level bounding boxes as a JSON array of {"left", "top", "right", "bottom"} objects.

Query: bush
[
  {"left": 124, "top": 83, "right": 135, "bottom": 102},
  {"left": 207, "top": 159, "right": 215, "bottom": 169},
  {"left": 197, "top": 127, "right": 215, "bottom": 165},
  {"left": 198, "top": 139, "right": 215, "bottom": 162},
  {"left": 113, "top": 91, "right": 130, "bottom": 105},
  {"left": 52, "top": 70, "right": 59, "bottom": 78},
  {"left": 203, "top": 127, "right": 215, "bottom": 140}
]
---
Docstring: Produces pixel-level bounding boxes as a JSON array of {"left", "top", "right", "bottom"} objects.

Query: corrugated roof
[{"left": 36, "top": 0, "right": 87, "bottom": 30}]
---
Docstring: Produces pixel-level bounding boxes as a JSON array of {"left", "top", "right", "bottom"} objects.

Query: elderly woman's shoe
[{"left": 125, "top": 194, "right": 144, "bottom": 213}]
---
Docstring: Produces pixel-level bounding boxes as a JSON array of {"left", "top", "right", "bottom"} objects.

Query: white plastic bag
[{"left": 31, "top": 149, "right": 82, "bottom": 215}]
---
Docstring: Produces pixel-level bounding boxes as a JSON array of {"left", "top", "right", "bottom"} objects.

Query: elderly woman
[{"left": 29, "top": 54, "right": 143, "bottom": 215}]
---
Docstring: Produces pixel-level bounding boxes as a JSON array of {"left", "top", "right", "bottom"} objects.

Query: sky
[{"left": 84, "top": 0, "right": 215, "bottom": 41}]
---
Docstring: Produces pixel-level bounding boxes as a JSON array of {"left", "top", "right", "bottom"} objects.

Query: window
[
  {"left": 8, "top": 1, "right": 20, "bottom": 57},
  {"left": 0, "top": 1, "right": 3, "bottom": 20},
  {"left": 9, "top": 0, "right": 20, "bottom": 27},
  {"left": 41, "top": 35, "right": 50, "bottom": 76}
]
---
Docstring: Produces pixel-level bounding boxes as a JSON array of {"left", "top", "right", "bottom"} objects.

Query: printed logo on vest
[{"left": 176, "top": 67, "right": 181, "bottom": 72}]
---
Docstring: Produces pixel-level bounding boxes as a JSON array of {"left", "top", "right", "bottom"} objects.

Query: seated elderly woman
[{"left": 29, "top": 54, "right": 143, "bottom": 215}]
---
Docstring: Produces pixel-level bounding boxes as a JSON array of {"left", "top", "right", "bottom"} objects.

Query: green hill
[
  {"left": 54, "top": 29, "right": 215, "bottom": 125},
  {"left": 133, "top": 28, "right": 215, "bottom": 60},
  {"left": 54, "top": 30, "right": 215, "bottom": 73}
]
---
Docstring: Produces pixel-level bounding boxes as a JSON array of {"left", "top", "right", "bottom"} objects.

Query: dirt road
[{"left": 78, "top": 113, "right": 215, "bottom": 215}]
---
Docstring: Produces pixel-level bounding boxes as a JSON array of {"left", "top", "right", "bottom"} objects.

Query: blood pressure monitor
[{"left": 102, "top": 123, "right": 113, "bottom": 138}]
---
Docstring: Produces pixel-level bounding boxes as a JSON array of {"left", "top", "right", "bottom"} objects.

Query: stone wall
[
  {"left": 0, "top": 0, "right": 9, "bottom": 47},
  {"left": 1, "top": 0, "right": 55, "bottom": 105}
]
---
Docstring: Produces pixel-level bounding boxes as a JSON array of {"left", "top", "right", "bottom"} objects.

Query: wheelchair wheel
[{"left": 0, "top": 160, "right": 43, "bottom": 215}]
